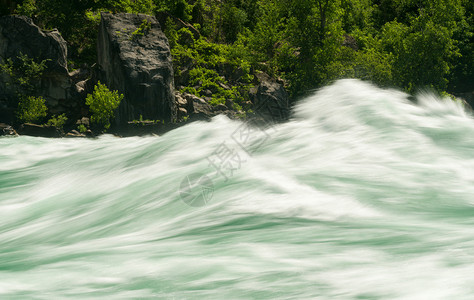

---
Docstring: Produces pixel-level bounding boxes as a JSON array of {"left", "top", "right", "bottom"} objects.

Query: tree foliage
[
  {"left": 7, "top": 0, "right": 472, "bottom": 99},
  {"left": 0, "top": 53, "right": 49, "bottom": 93}
]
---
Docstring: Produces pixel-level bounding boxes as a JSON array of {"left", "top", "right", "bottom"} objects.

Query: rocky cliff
[
  {"left": 0, "top": 15, "right": 76, "bottom": 124},
  {"left": 97, "top": 13, "right": 176, "bottom": 124}
]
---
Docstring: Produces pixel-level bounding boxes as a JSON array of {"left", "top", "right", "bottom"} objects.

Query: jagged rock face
[
  {"left": 0, "top": 15, "right": 74, "bottom": 123},
  {"left": 0, "top": 16, "right": 68, "bottom": 74},
  {"left": 97, "top": 13, "right": 176, "bottom": 124},
  {"left": 250, "top": 74, "right": 290, "bottom": 121}
]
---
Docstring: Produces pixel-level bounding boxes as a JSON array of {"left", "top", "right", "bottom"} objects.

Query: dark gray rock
[
  {"left": 181, "top": 92, "right": 214, "bottom": 120},
  {"left": 213, "top": 104, "right": 228, "bottom": 112},
  {"left": 0, "top": 15, "right": 77, "bottom": 123},
  {"left": 0, "top": 123, "right": 17, "bottom": 136},
  {"left": 251, "top": 73, "right": 290, "bottom": 121},
  {"left": 0, "top": 15, "right": 68, "bottom": 74},
  {"left": 17, "top": 123, "right": 60, "bottom": 137},
  {"left": 97, "top": 13, "right": 176, "bottom": 124}
]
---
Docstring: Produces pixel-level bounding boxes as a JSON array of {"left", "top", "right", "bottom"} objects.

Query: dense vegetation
[
  {"left": 1, "top": 0, "right": 473, "bottom": 102},
  {"left": 0, "top": 52, "right": 50, "bottom": 124}
]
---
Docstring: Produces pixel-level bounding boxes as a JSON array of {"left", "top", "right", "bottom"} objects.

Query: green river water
[{"left": 1, "top": 80, "right": 474, "bottom": 299}]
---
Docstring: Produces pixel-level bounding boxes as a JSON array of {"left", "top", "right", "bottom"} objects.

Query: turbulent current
[{"left": 1, "top": 79, "right": 474, "bottom": 299}]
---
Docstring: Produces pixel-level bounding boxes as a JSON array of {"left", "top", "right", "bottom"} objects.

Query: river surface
[{"left": 1, "top": 79, "right": 474, "bottom": 299}]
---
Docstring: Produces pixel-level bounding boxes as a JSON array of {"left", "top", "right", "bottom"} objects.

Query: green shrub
[
  {"left": 77, "top": 124, "right": 87, "bottom": 133},
  {"left": 16, "top": 96, "right": 48, "bottom": 123},
  {"left": 0, "top": 53, "right": 49, "bottom": 93},
  {"left": 130, "top": 19, "right": 152, "bottom": 40},
  {"left": 46, "top": 113, "right": 68, "bottom": 130},
  {"left": 1, "top": 54, "right": 51, "bottom": 124},
  {"left": 85, "top": 82, "right": 124, "bottom": 130},
  {"left": 15, "top": 0, "right": 37, "bottom": 18},
  {"left": 167, "top": 23, "right": 254, "bottom": 112}
]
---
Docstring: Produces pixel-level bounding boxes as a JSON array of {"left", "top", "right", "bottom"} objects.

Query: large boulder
[
  {"left": 97, "top": 13, "right": 176, "bottom": 124},
  {"left": 16, "top": 123, "right": 60, "bottom": 138},
  {"left": 250, "top": 73, "right": 290, "bottom": 121},
  {"left": 0, "top": 15, "right": 75, "bottom": 123}
]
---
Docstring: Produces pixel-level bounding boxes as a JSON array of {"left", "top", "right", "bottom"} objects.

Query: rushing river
[{"left": 1, "top": 79, "right": 474, "bottom": 299}]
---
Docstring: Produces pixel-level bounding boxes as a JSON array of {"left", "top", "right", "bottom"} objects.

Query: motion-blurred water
[{"left": 1, "top": 79, "right": 474, "bottom": 299}]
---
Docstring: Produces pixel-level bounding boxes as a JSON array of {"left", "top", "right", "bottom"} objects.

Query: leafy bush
[
  {"left": 1, "top": 53, "right": 51, "bottom": 124},
  {"left": 0, "top": 53, "right": 49, "bottom": 93},
  {"left": 16, "top": 96, "right": 48, "bottom": 123},
  {"left": 46, "top": 113, "right": 68, "bottom": 130},
  {"left": 85, "top": 82, "right": 124, "bottom": 130},
  {"left": 77, "top": 124, "right": 87, "bottom": 133}
]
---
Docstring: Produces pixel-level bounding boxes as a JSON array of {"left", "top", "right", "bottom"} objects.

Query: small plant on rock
[
  {"left": 130, "top": 19, "right": 152, "bottom": 40},
  {"left": 46, "top": 113, "right": 68, "bottom": 130}
]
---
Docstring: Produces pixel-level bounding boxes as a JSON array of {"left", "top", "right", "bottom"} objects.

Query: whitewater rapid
[{"left": 1, "top": 79, "right": 474, "bottom": 299}]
